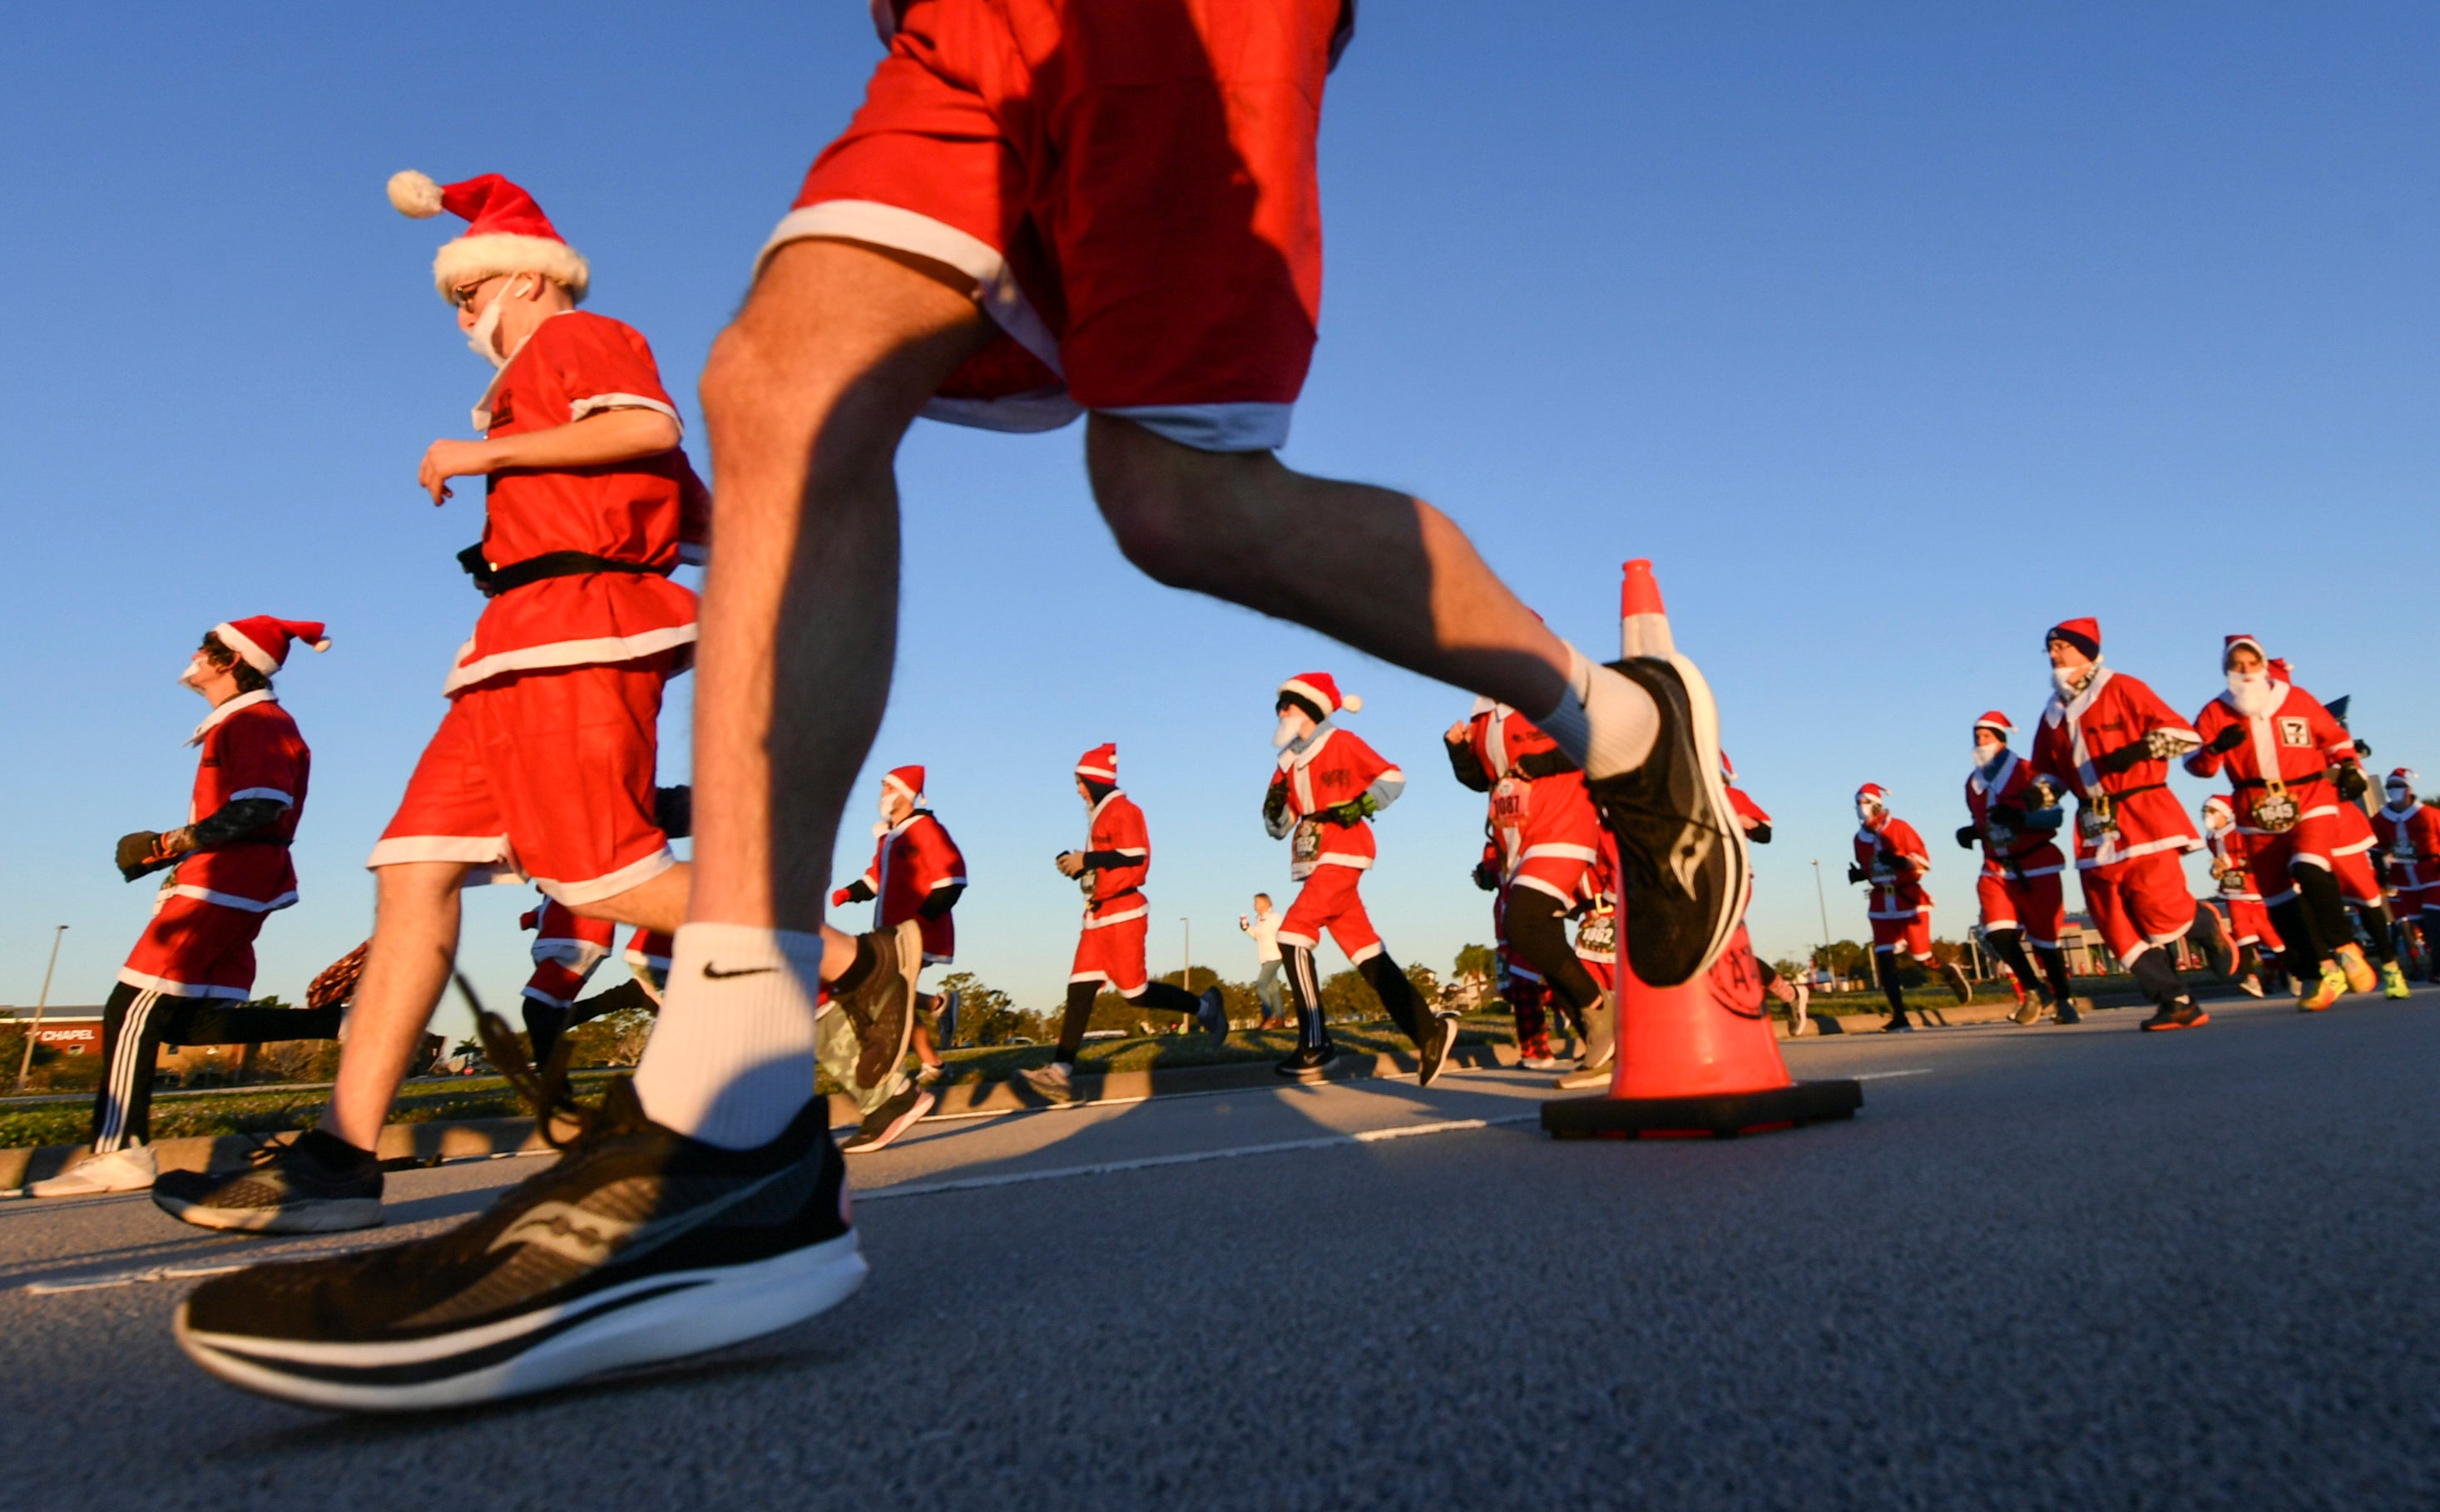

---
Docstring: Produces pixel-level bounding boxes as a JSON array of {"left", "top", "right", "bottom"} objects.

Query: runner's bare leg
[{"left": 319, "top": 860, "right": 468, "bottom": 1149}]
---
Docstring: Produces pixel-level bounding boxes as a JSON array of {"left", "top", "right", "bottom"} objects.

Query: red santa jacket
[
  {"left": 1964, "top": 749, "right": 2067, "bottom": 881},
  {"left": 2030, "top": 668, "right": 2200, "bottom": 869},
  {"left": 2204, "top": 822, "right": 2264, "bottom": 902},
  {"left": 1269, "top": 724, "right": 1403, "bottom": 881},
  {"left": 448, "top": 311, "right": 707, "bottom": 694},
  {"left": 1855, "top": 817, "right": 1932, "bottom": 920},
  {"left": 1456, "top": 700, "right": 1600, "bottom": 882},
  {"left": 2183, "top": 679, "right": 2356, "bottom": 837},
  {"left": 168, "top": 692, "right": 309, "bottom": 912},
  {"left": 2331, "top": 797, "right": 2378, "bottom": 858},
  {"left": 1080, "top": 790, "right": 1151, "bottom": 926},
  {"left": 2375, "top": 798, "right": 2440, "bottom": 892},
  {"left": 840, "top": 810, "right": 968, "bottom": 962}
]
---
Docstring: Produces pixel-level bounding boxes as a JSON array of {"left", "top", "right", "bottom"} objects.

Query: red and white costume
[
  {"left": 121, "top": 684, "right": 312, "bottom": 1001},
  {"left": 1459, "top": 699, "right": 1601, "bottom": 907},
  {"left": 521, "top": 898, "right": 675, "bottom": 1008},
  {"left": 1269, "top": 697, "right": 1403, "bottom": 966},
  {"left": 374, "top": 172, "right": 708, "bottom": 907},
  {"left": 1965, "top": 744, "right": 2069, "bottom": 950},
  {"left": 2201, "top": 798, "right": 2284, "bottom": 953},
  {"left": 2329, "top": 798, "right": 2387, "bottom": 908},
  {"left": 834, "top": 768, "right": 968, "bottom": 966},
  {"left": 765, "top": 0, "right": 1356, "bottom": 452},
  {"left": 1854, "top": 793, "right": 1934, "bottom": 961},
  {"left": 2375, "top": 773, "right": 2440, "bottom": 917},
  {"left": 1068, "top": 744, "right": 1155, "bottom": 995},
  {"left": 2031, "top": 664, "right": 2202, "bottom": 963},
  {"left": 2183, "top": 655, "right": 2356, "bottom": 908}
]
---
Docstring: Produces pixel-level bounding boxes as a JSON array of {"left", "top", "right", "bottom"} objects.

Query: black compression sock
[
  {"left": 1358, "top": 954, "right": 1427, "bottom": 1044},
  {"left": 2128, "top": 948, "right": 2190, "bottom": 1009},
  {"left": 2353, "top": 905, "right": 2394, "bottom": 963},
  {"left": 1054, "top": 980, "right": 1099, "bottom": 1064},
  {"left": 2294, "top": 866, "right": 2353, "bottom": 958},
  {"left": 829, "top": 936, "right": 880, "bottom": 996},
  {"left": 294, "top": 1127, "right": 378, "bottom": 1175},
  {"left": 2268, "top": 897, "right": 2320, "bottom": 981},
  {"left": 1503, "top": 889, "right": 1605, "bottom": 1016},
  {"left": 1131, "top": 980, "right": 1204, "bottom": 1020},
  {"left": 2036, "top": 945, "right": 2074, "bottom": 1004},
  {"left": 1876, "top": 953, "right": 1907, "bottom": 1016},
  {"left": 1986, "top": 928, "right": 2039, "bottom": 995}
]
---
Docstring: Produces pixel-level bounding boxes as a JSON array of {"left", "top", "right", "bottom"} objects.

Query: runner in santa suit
[
  {"left": 827, "top": 764, "right": 968, "bottom": 1149},
  {"left": 2183, "top": 635, "right": 2372, "bottom": 1013},
  {"left": 1957, "top": 711, "right": 2079, "bottom": 1025},
  {"left": 177, "top": 8, "right": 1756, "bottom": 1408},
  {"left": 1720, "top": 754, "right": 1810, "bottom": 1035},
  {"left": 1267, "top": 674, "right": 1456, "bottom": 1083},
  {"left": 156, "top": 174, "right": 920, "bottom": 1239},
  {"left": 515, "top": 898, "right": 671, "bottom": 1066},
  {"left": 27, "top": 620, "right": 344, "bottom": 1199},
  {"left": 2200, "top": 795, "right": 2282, "bottom": 999},
  {"left": 1443, "top": 696, "right": 1609, "bottom": 1081},
  {"left": 2325, "top": 757, "right": 2410, "bottom": 999},
  {"left": 2375, "top": 768, "right": 2440, "bottom": 981},
  {"left": 1020, "top": 744, "right": 1226, "bottom": 1102},
  {"left": 1467, "top": 830, "right": 1556, "bottom": 1070},
  {"left": 1850, "top": 785, "right": 1972, "bottom": 1034},
  {"left": 2029, "top": 618, "right": 2210, "bottom": 1031}
]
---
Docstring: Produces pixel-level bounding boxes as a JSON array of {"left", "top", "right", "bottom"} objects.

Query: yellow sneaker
[
  {"left": 2299, "top": 964, "right": 2345, "bottom": 1012},
  {"left": 2382, "top": 961, "right": 2412, "bottom": 1000},
  {"left": 2335, "top": 942, "right": 2378, "bottom": 996}
]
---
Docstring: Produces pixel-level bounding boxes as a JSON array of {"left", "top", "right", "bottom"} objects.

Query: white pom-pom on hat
[
  {"left": 1341, "top": 694, "right": 1363, "bottom": 712},
  {"left": 388, "top": 170, "right": 444, "bottom": 218}
]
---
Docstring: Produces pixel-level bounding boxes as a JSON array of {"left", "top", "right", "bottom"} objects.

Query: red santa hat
[
  {"left": 388, "top": 170, "right": 590, "bottom": 304},
  {"left": 213, "top": 617, "right": 330, "bottom": 674},
  {"left": 1075, "top": 744, "right": 1118, "bottom": 783},
  {"left": 1855, "top": 782, "right": 1888, "bottom": 809},
  {"left": 2223, "top": 633, "right": 2267, "bottom": 668},
  {"left": 883, "top": 765, "right": 925, "bottom": 803},
  {"left": 1278, "top": 672, "right": 1361, "bottom": 720},
  {"left": 2201, "top": 793, "right": 2235, "bottom": 821},
  {"left": 2267, "top": 656, "right": 2293, "bottom": 683},
  {"left": 2045, "top": 618, "right": 2101, "bottom": 660},
  {"left": 1719, "top": 749, "right": 1739, "bottom": 783},
  {"left": 1972, "top": 710, "right": 2013, "bottom": 739},
  {"left": 2388, "top": 767, "right": 2419, "bottom": 792}
]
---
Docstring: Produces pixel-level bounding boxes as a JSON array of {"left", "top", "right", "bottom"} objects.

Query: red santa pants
[
  {"left": 372, "top": 659, "right": 674, "bottom": 906},
  {"left": 2240, "top": 813, "right": 2338, "bottom": 906},
  {"left": 118, "top": 892, "right": 269, "bottom": 1000},
  {"left": 2080, "top": 851, "right": 2195, "bottom": 962},
  {"left": 2331, "top": 849, "right": 2384, "bottom": 908},
  {"left": 1976, "top": 869, "right": 2067, "bottom": 948},
  {"left": 2223, "top": 895, "right": 2284, "bottom": 951},
  {"left": 772, "top": 0, "right": 1339, "bottom": 451},
  {"left": 1071, "top": 911, "right": 1151, "bottom": 996},
  {"left": 1869, "top": 912, "right": 1933, "bottom": 960},
  {"left": 1277, "top": 865, "right": 1383, "bottom": 964}
]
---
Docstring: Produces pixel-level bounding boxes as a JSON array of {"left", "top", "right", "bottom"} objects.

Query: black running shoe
[
  {"left": 1416, "top": 1013, "right": 1459, "bottom": 1089},
  {"left": 174, "top": 1083, "right": 864, "bottom": 1411},
  {"left": 1585, "top": 657, "right": 1749, "bottom": 989},
  {"left": 1197, "top": 987, "right": 1230, "bottom": 1043},
  {"left": 1880, "top": 1014, "right": 1914, "bottom": 1034},
  {"left": 840, "top": 1083, "right": 933, "bottom": 1155},
  {"left": 153, "top": 1129, "right": 384, "bottom": 1234},
  {"left": 2054, "top": 1000, "right": 2081, "bottom": 1025},
  {"left": 1274, "top": 1044, "right": 1339, "bottom": 1081},
  {"left": 834, "top": 920, "right": 920, "bottom": 1091},
  {"left": 2140, "top": 1001, "right": 2209, "bottom": 1032}
]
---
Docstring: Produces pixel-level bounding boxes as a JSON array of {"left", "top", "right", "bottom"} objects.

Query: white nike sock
[
  {"left": 631, "top": 922, "right": 829, "bottom": 1149},
  {"left": 1536, "top": 644, "right": 1660, "bottom": 780}
]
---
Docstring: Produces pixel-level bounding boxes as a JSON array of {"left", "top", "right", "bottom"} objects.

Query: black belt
[
  {"left": 2232, "top": 773, "right": 2325, "bottom": 790},
  {"left": 1091, "top": 888, "right": 1144, "bottom": 911},
  {"left": 458, "top": 546, "right": 675, "bottom": 599},
  {"left": 2095, "top": 782, "right": 2168, "bottom": 800}
]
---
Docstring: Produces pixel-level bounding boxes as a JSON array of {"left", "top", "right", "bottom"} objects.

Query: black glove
[
  {"left": 2092, "top": 741, "right": 2149, "bottom": 776},
  {"left": 2205, "top": 725, "right": 2247, "bottom": 756},
  {"left": 2334, "top": 764, "right": 2368, "bottom": 802},
  {"left": 1956, "top": 825, "right": 1978, "bottom": 849},
  {"left": 1846, "top": 863, "right": 1868, "bottom": 885},
  {"left": 654, "top": 784, "right": 693, "bottom": 839},
  {"left": 1472, "top": 859, "right": 1500, "bottom": 892},
  {"left": 1991, "top": 803, "right": 2025, "bottom": 825},
  {"left": 116, "top": 830, "right": 173, "bottom": 882},
  {"left": 1745, "top": 822, "right": 1772, "bottom": 845},
  {"left": 837, "top": 878, "right": 876, "bottom": 906},
  {"left": 918, "top": 882, "right": 963, "bottom": 920},
  {"left": 1512, "top": 749, "right": 1578, "bottom": 779},
  {"left": 1262, "top": 783, "right": 1289, "bottom": 823}
]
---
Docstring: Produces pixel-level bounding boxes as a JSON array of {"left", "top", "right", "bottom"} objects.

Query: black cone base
[{"left": 1542, "top": 1079, "right": 1863, "bottom": 1140}]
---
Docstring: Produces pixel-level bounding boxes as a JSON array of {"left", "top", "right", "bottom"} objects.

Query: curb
[{"left": 2, "top": 1041, "right": 1522, "bottom": 1192}]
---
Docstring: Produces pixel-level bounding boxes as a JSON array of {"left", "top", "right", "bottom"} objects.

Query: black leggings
[
  {"left": 1053, "top": 977, "right": 1205, "bottom": 1064},
  {"left": 89, "top": 981, "right": 343, "bottom": 1153},
  {"left": 1986, "top": 926, "right": 2074, "bottom": 1003},
  {"left": 1502, "top": 889, "right": 1606, "bottom": 1016},
  {"left": 1278, "top": 945, "right": 1430, "bottom": 1051}
]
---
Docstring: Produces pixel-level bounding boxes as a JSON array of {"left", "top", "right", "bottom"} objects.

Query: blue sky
[{"left": 3, "top": 3, "right": 2434, "bottom": 1039}]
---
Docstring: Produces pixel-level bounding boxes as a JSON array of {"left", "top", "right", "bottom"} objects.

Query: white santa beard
[{"left": 2227, "top": 673, "right": 2280, "bottom": 718}]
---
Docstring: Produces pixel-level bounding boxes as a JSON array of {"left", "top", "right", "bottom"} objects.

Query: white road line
[
  {"left": 1852, "top": 1068, "right": 1934, "bottom": 1081},
  {"left": 859, "top": 1114, "right": 1540, "bottom": 1204}
]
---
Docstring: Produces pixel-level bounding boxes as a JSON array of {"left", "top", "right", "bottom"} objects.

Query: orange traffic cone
[{"left": 1543, "top": 561, "right": 1863, "bottom": 1140}]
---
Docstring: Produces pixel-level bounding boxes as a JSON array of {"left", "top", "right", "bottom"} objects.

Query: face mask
[
  {"left": 1273, "top": 709, "right": 1314, "bottom": 749},
  {"left": 466, "top": 275, "right": 528, "bottom": 367},
  {"left": 1856, "top": 801, "right": 1882, "bottom": 827},
  {"left": 178, "top": 655, "right": 210, "bottom": 690},
  {"left": 2204, "top": 811, "right": 2228, "bottom": 833},
  {"left": 2388, "top": 783, "right": 2411, "bottom": 807},
  {"left": 2226, "top": 670, "right": 2278, "bottom": 717}
]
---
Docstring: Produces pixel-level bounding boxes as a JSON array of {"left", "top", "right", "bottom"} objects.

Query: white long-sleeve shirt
[{"left": 1240, "top": 908, "right": 1282, "bottom": 963}]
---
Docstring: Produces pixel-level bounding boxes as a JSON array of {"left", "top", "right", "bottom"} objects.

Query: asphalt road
[{"left": 6, "top": 991, "right": 2438, "bottom": 1510}]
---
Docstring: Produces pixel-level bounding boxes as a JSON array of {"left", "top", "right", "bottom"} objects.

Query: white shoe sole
[
  {"left": 155, "top": 1192, "right": 385, "bottom": 1234},
  {"left": 1661, "top": 651, "right": 1753, "bottom": 982},
  {"left": 1416, "top": 1018, "right": 1458, "bottom": 1088},
  {"left": 842, "top": 1089, "right": 935, "bottom": 1154},
  {"left": 175, "top": 1230, "right": 867, "bottom": 1412}
]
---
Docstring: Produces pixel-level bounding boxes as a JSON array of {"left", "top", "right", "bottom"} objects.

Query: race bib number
[
  {"left": 2250, "top": 790, "right": 2299, "bottom": 833},
  {"left": 1490, "top": 776, "right": 1530, "bottom": 832},
  {"left": 1985, "top": 819, "right": 2017, "bottom": 852},
  {"left": 2077, "top": 793, "right": 2117, "bottom": 841},
  {"left": 1292, "top": 822, "right": 1321, "bottom": 864},
  {"left": 2216, "top": 867, "right": 2245, "bottom": 897},
  {"left": 1576, "top": 911, "right": 1616, "bottom": 955},
  {"left": 2278, "top": 717, "right": 2312, "bottom": 748}
]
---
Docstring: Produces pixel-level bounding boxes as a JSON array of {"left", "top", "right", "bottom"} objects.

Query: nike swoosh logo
[{"left": 701, "top": 962, "right": 775, "bottom": 980}]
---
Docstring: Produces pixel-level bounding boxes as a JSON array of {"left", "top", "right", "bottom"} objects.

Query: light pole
[
  {"left": 1180, "top": 917, "right": 1191, "bottom": 989},
  {"left": 14, "top": 925, "right": 68, "bottom": 1094},
  {"left": 1810, "top": 859, "right": 1832, "bottom": 985}
]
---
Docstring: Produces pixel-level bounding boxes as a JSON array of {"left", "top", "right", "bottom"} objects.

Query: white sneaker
[
  {"left": 1789, "top": 981, "right": 1811, "bottom": 1035},
  {"left": 29, "top": 1144, "right": 158, "bottom": 1198}
]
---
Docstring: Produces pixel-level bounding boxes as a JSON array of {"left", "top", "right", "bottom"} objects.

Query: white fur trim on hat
[
  {"left": 432, "top": 235, "right": 590, "bottom": 304},
  {"left": 212, "top": 622, "right": 277, "bottom": 675},
  {"left": 388, "top": 170, "right": 444, "bottom": 218}
]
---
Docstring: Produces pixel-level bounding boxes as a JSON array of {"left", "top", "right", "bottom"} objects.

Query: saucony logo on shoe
[
  {"left": 488, "top": 1165, "right": 804, "bottom": 1267},
  {"left": 701, "top": 962, "right": 775, "bottom": 980}
]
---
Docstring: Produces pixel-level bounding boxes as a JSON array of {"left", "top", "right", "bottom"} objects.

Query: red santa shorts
[
  {"left": 120, "top": 892, "right": 269, "bottom": 1001},
  {"left": 1071, "top": 909, "right": 1151, "bottom": 996},
  {"left": 1277, "top": 865, "right": 1383, "bottom": 963},
  {"left": 2223, "top": 896, "right": 2283, "bottom": 951},
  {"left": 370, "top": 658, "right": 675, "bottom": 906},
  {"left": 1507, "top": 843, "right": 1601, "bottom": 907},
  {"left": 765, "top": 0, "right": 1339, "bottom": 452},
  {"left": 2240, "top": 813, "right": 2337, "bottom": 905},
  {"left": 2330, "top": 848, "right": 2384, "bottom": 907},
  {"left": 2080, "top": 851, "right": 2196, "bottom": 962},
  {"left": 1869, "top": 912, "right": 1933, "bottom": 959},
  {"left": 1976, "top": 870, "right": 2067, "bottom": 948}
]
